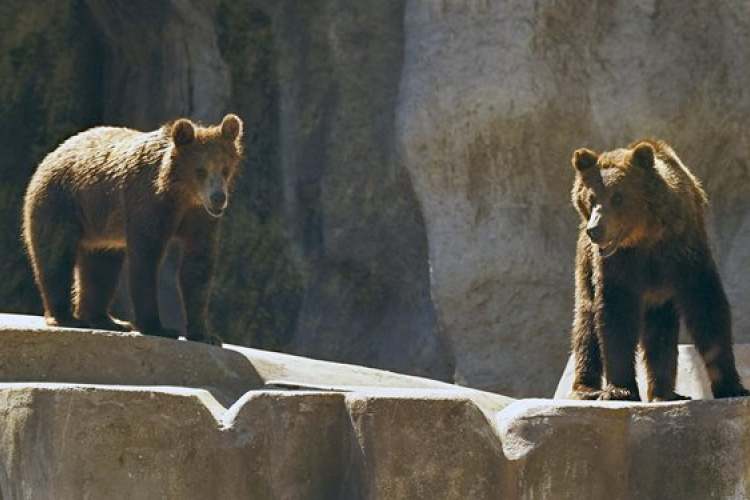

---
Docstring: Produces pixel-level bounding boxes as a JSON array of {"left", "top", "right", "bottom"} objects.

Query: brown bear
[
  {"left": 22, "top": 114, "right": 244, "bottom": 346},
  {"left": 569, "top": 139, "right": 749, "bottom": 401}
]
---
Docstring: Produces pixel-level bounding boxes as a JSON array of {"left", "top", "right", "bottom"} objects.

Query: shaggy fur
[
  {"left": 23, "top": 114, "right": 244, "bottom": 345},
  {"left": 569, "top": 139, "right": 748, "bottom": 401}
]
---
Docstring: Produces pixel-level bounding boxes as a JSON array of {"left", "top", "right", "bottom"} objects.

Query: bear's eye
[
  {"left": 611, "top": 193, "right": 624, "bottom": 207},
  {"left": 196, "top": 167, "right": 208, "bottom": 181}
]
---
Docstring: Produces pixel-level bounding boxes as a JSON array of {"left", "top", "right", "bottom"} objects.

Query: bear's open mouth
[
  {"left": 205, "top": 206, "right": 224, "bottom": 218},
  {"left": 597, "top": 233, "right": 622, "bottom": 258}
]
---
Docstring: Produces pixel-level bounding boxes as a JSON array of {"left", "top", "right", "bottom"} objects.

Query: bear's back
[
  {"left": 647, "top": 141, "right": 708, "bottom": 224},
  {"left": 38, "top": 126, "right": 169, "bottom": 183},
  {"left": 26, "top": 125, "right": 172, "bottom": 248}
]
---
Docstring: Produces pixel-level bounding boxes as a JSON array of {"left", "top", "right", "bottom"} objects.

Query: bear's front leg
[
  {"left": 127, "top": 220, "right": 181, "bottom": 340},
  {"left": 596, "top": 284, "right": 641, "bottom": 401},
  {"left": 570, "top": 297, "right": 605, "bottom": 400},
  {"left": 569, "top": 238, "right": 604, "bottom": 400},
  {"left": 178, "top": 211, "right": 222, "bottom": 346}
]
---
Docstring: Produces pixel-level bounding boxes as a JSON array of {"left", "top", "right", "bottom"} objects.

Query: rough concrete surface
[{"left": 2, "top": 313, "right": 750, "bottom": 499}]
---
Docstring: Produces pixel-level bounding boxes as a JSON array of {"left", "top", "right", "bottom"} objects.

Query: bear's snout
[
  {"left": 210, "top": 191, "right": 227, "bottom": 207},
  {"left": 203, "top": 190, "right": 228, "bottom": 217},
  {"left": 586, "top": 223, "right": 605, "bottom": 243},
  {"left": 586, "top": 206, "right": 605, "bottom": 243}
]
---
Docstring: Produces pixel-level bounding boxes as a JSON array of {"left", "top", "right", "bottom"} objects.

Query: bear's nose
[
  {"left": 586, "top": 225, "right": 605, "bottom": 243},
  {"left": 210, "top": 192, "right": 227, "bottom": 206}
]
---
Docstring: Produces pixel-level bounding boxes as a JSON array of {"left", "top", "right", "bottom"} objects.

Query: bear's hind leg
[
  {"left": 24, "top": 204, "right": 82, "bottom": 328},
  {"left": 679, "top": 265, "right": 749, "bottom": 398},
  {"left": 642, "top": 301, "right": 688, "bottom": 402},
  {"left": 75, "top": 249, "right": 129, "bottom": 332}
]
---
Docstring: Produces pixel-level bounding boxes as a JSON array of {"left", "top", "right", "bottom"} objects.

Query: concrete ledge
[
  {"left": 496, "top": 398, "right": 750, "bottom": 500},
  {"left": 0, "top": 313, "right": 512, "bottom": 413},
  {"left": 0, "top": 316, "right": 261, "bottom": 406},
  {"left": 0, "top": 383, "right": 509, "bottom": 499},
  {"left": 1, "top": 314, "right": 750, "bottom": 499}
]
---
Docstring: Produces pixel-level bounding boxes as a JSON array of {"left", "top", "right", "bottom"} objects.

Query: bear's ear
[
  {"left": 572, "top": 148, "right": 598, "bottom": 173},
  {"left": 221, "top": 114, "right": 243, "bottom": 141},
  {"left": 172, "top": 119, "right": 195, "bottom": 147},
  {"left": 631, "top": 142, "right": 655, "bottom": 169}
]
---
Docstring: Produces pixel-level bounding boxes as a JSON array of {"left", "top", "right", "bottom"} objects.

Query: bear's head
[
  {"left": 571, "top": 141, "right": 658, "bottom": 258},
  {"left": 162, "top": 114, "right": 244, "bottom": 217}
]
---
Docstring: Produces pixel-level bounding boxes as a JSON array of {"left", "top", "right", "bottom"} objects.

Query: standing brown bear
[
  {"left": 569, "top": 139, "right": 749, "bottom": 401},
  {"left": 23, "top": 114, "right": 244, "bottom": 346}
]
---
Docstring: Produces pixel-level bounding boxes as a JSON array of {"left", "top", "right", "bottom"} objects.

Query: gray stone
[
  {"left": 397, "top": 0, "right": 750, "bottom": 396},
  {"left": 85, "top": 0, "right": 231, "bottom": 127},
  {"left": 0, "top": 314, "right": 512, "bottom": 499},
  {"left": 0, "top": 314, "right": 263, "bottom": 406},
  {"left": 496, "top": 397, "right": 750, "bottom": 500},
  {"left": 0, "top": 314, "right": 508, "bottom": 413},
  {"left": 1, "top": 314, "right": 750, "bottom": 499},
  {"left": 264, "top": 0, "right": 453, "bottom": 380}
]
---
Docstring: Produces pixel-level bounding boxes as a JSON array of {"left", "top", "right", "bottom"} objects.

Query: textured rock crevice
[{"left": 265, "top": 0, "right": 451, "bottom": 379}]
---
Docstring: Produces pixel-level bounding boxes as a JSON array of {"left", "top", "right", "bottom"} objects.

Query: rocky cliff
[{"left": 4, "top": 1, "right": 750, "bottom": 396}]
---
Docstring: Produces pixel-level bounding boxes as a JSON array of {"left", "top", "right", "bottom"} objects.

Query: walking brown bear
[
  {"left": 569, "top": 139, "right": 749, "bottom": 401},
  {"left": 22, "top": 114, "right": 244, "bottom": 346}
]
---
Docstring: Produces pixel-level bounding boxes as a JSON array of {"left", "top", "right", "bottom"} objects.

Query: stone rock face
[
  {"left": 8, "top": 1, "right": 750, "bottom": 397},
  {"left": 1, "top": 314, "right": 750, "bottom": 499},
  {"left": 0, "top": 0, "right": 452, "bottom": 381},
  {"left": 0, "top": 0, "right": 103, "bottom": 314},
  {"left": 85, "top": 0, "right": 231, "bottom": 128},
  {"left": 0, "top": 314, "right": 510, "bottom": 499},
  {"left": 496, "top": 398, "right": 750, "bottom": 500},
  {"left": 397, "top": 1, "right": 750, "bottom": 395},
  {"left": 264, "top": 0, "right": 452, "bottom": 379}
]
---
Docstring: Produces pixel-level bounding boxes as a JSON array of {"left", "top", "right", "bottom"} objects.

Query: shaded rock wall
[
  {"left": 0, "top": 0, "right": 451, "bottom": 382},
  {"left": 265, "top": 1, "right": 449, "bottom": 378},
  {"left": 0, "top": 0, "right": 103, "bottom": 313}
]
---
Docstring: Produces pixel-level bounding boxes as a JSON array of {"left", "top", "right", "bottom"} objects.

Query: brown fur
[
  {"left": 22, "top": 114, "right": 244, "bottom": 345},
  {"left": 569, "top": 139, "right": 748, "bottom": 401}
]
